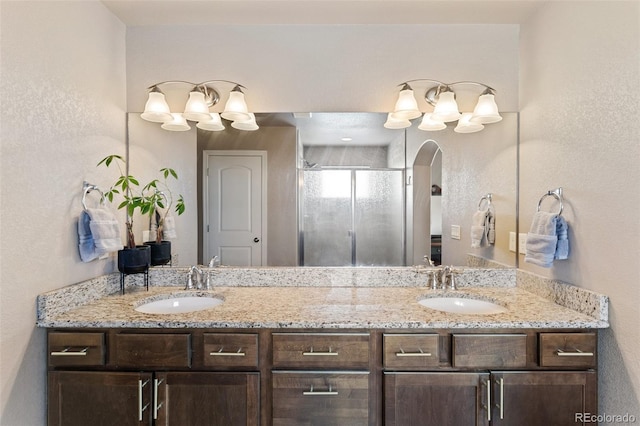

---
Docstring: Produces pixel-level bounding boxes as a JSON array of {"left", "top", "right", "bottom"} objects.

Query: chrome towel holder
[
  {"left": 537, "top": 187, "right": 563, "bottom": 215},
  {"left": 81, "top": 181, "right": 106, "bottom": 211},
  {"left": 478, "top": 193, "right": 493, "bottom": 210}
]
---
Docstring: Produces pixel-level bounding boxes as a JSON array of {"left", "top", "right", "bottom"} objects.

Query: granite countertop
[{"left": 37, "top": 281, "right": 609, "bottom": 330}]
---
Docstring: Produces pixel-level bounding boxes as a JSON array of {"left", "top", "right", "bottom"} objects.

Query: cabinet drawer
[
  {"left": 272, "top": 371, "right": 369, "bottom": 424},
  {"left": 383, "top": 334, "right": 440, "bottom": 369},
  {"left": 112, "top": 333, "right": 191, "bottom": 368},
  {"left": 202, "top": 333, "right": 259, "bottom": 368},
  {"left": 539, "top": 332, "right": 596, "bottom": 368},
  {"left": 48, "top": 332, "right": 105, "bottom": 367},
  {"left": 272, "top": 333, "right": 370, "bottom": 369},
  {"left": 453, "top": 334, "right": 527, "bottom": 368}
]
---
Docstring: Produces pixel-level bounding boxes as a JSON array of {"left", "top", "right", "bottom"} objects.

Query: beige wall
[
  {"left": 0, "top": 2, "right": 126, "bottom": 424},
  {"left": 520, "top": 1, "right": 640, "bottom": 414},
  {"left": 125, "top": 24, "right": 520, "bottom": 114}
]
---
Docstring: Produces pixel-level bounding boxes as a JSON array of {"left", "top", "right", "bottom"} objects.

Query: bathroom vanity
[{"left": 38, "top": 267, "right": 608, "bottom": 426}]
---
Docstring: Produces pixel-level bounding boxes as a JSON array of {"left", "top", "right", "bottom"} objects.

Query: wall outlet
[
  {"left": 451, "top": 225, "right": 461, "bottom": 240},
  {"left": 509, "top": 232, "right": 517, "bottom": 252},
  {"left": 172, "top": 253, "right": 179, "bottom": 266},
  {"left": 518, "top": 233, "right": 528, "bottom": 255}
]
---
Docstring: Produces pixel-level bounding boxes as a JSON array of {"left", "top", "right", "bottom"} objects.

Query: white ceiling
[{"left": 102, "top": 0, "right": 545, "bottom": 26}]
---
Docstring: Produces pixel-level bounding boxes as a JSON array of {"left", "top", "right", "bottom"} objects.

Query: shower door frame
[{"left": 298, "top": 167, "right": 406, "bottom": 266}]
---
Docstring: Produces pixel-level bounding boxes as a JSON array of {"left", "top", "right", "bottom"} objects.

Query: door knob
[{"left": 253, "top": 237, "right": 260, "bottom": 243}]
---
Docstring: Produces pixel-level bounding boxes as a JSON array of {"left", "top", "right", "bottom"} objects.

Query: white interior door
[{"left": 204, "top": 151, "right": 267, "bottom": 266}]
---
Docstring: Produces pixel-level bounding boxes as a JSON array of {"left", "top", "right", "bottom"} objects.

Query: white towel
[
  {"left": 150, "top": 209, "right": 177, "bottom": 240},
  {"left": 162, "top": 213, "right": 177, "bottom": 239},
  {"left": 85, "top": 207, "right": 123, "bottom": 255},
  {"left": 470, "top": 209, "right": 488, "bottom": 248},
  {"left": 524, "top": 211, "right": 569, "bottom": 268}
]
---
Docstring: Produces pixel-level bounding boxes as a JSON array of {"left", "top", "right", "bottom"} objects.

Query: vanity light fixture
[
  {"left": 141, "top": 80, "right": 258, "bottom": 132},
  {"left": 386, "top": 79, "right": 502, "bottom": 133}
]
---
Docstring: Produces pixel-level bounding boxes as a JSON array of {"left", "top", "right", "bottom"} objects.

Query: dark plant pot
[
  {"left": 118, "top": 245, "right": 151, "bottom": 274},
  {"left": 144, "top": 240, "right": 172, "bottom": 266}
]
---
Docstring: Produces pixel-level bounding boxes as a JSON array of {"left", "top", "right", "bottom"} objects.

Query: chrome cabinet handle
[
  {"left": 153, "top": 378, "right": 164, "bottom": 420},
  {"left": 395, "top": 348, "right": 432, "bottom": 357},
  {"left": 302, "top": 385, "right": 338, "bottom": 396},
  {"left": 485, "top": 379, "right": 491, "bottom": 422},
  {"left": 557, "top": 349, "right": 594, "bottom": 357},
  {"left": 50, "top": 347, "right": 88, "bottom": 356},
  {"left": 302, "top": 347, "right": 338, "bottom": 356},
  {"left": 209, "top": 347, "right": 246, "bottom": 357},
  {"left": 496, "top": 377, "right": 504, "bottom": 420},
  {"left": 138, "top": 379, "right": 150, "bottom": 422}
]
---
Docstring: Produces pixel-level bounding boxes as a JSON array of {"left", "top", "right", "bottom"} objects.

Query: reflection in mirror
[{"left": 197, "top": 112, "right": 518, "bottom": 268}]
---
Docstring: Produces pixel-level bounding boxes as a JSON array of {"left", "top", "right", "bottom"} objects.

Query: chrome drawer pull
[
  {"left": 302, "top": 346, "right": 338, "bottom": 356},
  {"left": 557, "top": 348, "right": 594, "bottom": 357},
  {"left": 302, "top": 385, "right": 338, "bottom": 396},
  {"left": 50, "top": 347, "right": 89, "bottom": 356},
  {"left": 209, "top": 347, "right": 246, "bottom": 357},
  {"left": 395, "top": 348, "right": 432, "bottom": 357}
]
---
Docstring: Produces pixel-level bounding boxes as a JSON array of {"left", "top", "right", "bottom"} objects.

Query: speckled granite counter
[{"left": 36, "top": 267, "right": 609, "bottom": 330}]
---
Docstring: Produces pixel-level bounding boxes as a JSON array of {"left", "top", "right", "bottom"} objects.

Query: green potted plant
[
  {"left": 140, "top": 168, "right": 185, "bottom": 265},
  {"left": 97, "top": 154, "right": 150, "bottom": 273}
]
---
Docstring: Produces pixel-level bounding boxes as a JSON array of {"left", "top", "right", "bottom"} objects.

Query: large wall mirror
[{"left": 196, "top": 112, "right": 518, "bottom": 268}]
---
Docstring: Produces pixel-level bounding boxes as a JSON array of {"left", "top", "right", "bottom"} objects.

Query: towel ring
[
  {"left": 537, "top": 187, "right": 563, "bottom": 215},
  {"left": 82, "top": 182, "right": 106, "bottom": 211},
  {"left": 478, "top": 193, "right": 492, "bottom": 210}
]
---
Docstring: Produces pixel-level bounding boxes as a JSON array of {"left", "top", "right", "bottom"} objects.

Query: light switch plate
[
  {"left": 519, "top": 233, "right": 528, "bottom": 255},
  {"left": 451, "top": 225, "right": 461, "bottom": 240},
  {"left": 509, "top": 232, "right": 517, "bottom": 252}
]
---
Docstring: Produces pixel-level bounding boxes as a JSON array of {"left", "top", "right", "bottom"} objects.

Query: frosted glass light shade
[
  {"left": 196, "top": 113, "right": 225, "bottom": 131},
  {"left": 141, "top": 92, "right": 172, "bottom": 123},
  {"left": 183, "top": 91, "right": 212, "bottom": 122},
  {"left": 384, "top": 113, "right": 411, "bottom": 129},
  {"left": 391, "top": 88, "right": 421, "bottom": 120},
  {"left": 432, "top": 91, "right": 461, "bottom": 122},
  {"left": 454, "top": 113, "right": 484, "bottom": 133},
  {"left": 221, "top": 90, "right": 251, "bottom": 122},
  {"left": 470, "top": 94, "right": 502, "bottom": 124},
  {"left": 161, "top": 113, "right": 191, "bottom": 131},
  {"left": 231, "top": 113, "right": 259, "bottom": 131},
  {"left": 418, "top": 113, "right": 447, "bottom": 131}
]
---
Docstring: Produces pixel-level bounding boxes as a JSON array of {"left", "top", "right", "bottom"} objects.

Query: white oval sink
[
  {"left": 135, "top": 295, "right": 223, "bottom": 314},
  {"left": 418, "top": 296, "right": 507, "bottom": 315}
]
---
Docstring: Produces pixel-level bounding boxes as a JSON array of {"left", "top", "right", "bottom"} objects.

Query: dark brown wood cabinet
[
  {"left": 155, "top": 372, "right": 260, "bottom": 426},
  {"left": 48, "top": 371, "right": 153, "bottom": 426},
  {"left": 47, "top": 328, "right": 598, "bottom": 426},
  {"left": 385, "top": 372, "right": 490, "bottom": 426},
  {"left": 272, "top": 371, "right": 370, "bottom": 425},
  {"left": 490, "top": 371, "right": 597, "bottom": 426}
]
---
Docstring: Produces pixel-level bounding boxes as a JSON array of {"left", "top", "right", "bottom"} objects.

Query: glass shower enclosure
[{"left": 299, "top": 168, "right": 405, "bottom": 266}]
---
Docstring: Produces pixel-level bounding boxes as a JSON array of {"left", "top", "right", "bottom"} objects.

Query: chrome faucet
[
  {"left": 440, "top": 265, "right": 459, "bottom": 291},
  {"left": 185, "top": 265, "right": 212, "bottom": 290}
]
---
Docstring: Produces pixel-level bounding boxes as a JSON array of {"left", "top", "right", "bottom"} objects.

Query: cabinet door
[
  {"left": 154, "top": 372, "right": 260, "bottom": 426},
  {"left": 48, "top": 371, "right": 153, "bottom": 426},
  {"left": 491, "top": 371, "right": 597, "bottom": 426},
  {"left": 384, "top": 372, "right": 490, "bottom": 426}
]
